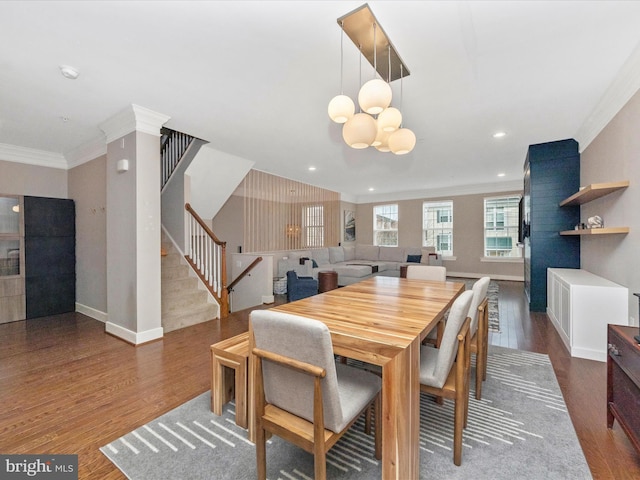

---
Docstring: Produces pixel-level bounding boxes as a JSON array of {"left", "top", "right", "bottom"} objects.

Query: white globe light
[
  {"left": 358, "top": 78, "right": 392, "bottom": 115},
  {"left": 372, "top": 124, "right": 390, "bottom": 148},
  {"left": 377, "top": 107, "right": 402, "bottom": 132},
  {"left": 327, "top": 95, "right": 355, "bottom": 123},
  {"left": 342, "top": 113, "right": 378, "bottom": 149},
  {"left": 389, "top": 128, "right": 416, "bottom": 155}
]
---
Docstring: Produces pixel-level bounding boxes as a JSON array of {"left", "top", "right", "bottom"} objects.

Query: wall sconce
[
  {"left": 286, "top": 224, "right": 301, "bottom": 237},
  {"left": 116, "top": 159, "right": 129, "bottom": 173}
]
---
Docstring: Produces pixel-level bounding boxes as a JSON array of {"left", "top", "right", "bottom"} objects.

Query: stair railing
[
  {"left": 162, "top": 129, "right": 195, "bottom": 189},
  {"left": 184, "top": 203, "right": 229, "bottom": 317}
]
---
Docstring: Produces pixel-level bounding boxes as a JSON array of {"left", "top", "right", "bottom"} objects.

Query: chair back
[
  {"left": 406, "top": 265, "right": 447, "bottom": 281},
  {"left": 468, "top": 277, "right": 490, "bottom": 335},
  {"left": 430, "top": 290, "right": 473, "bottom": 386},
  {"left": 250, "top": 310, "right": 344, "bottom": 432}
]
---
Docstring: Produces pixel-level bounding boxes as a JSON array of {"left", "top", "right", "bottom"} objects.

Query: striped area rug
[{"left": 101, "top": 346, "right": 590, "bottom": 479}]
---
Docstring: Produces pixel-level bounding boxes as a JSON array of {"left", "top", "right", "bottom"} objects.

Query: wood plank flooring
[{"left": 0, "top": 281, "right": 638, "bottom": 479}]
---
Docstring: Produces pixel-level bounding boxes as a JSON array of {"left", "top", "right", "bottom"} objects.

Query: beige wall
[
  {"left": 211, "top": 193, "right": 245, "bottom": 284},
  {"left": 0, "top": 160, "right": 67, "bottom": 198},
  {"left": 357, "top": 191, "right": 524, "bottom": 280},
  {"left": 580, "top": 89, "right": 640, "bottom": 325},
  {"left": 68, "top": 155, "right": 108, "bottom": 316}
]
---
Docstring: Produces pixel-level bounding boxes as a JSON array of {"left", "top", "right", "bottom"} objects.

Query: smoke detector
[{"left": 59, "top": 65, "right": 79, "bottom": 80}]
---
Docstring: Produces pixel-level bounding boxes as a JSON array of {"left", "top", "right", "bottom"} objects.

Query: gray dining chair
[
  {"left": 405, "top": 265, "right": 447, "bottom": 281},
  {"left": 406, "top": 265, "right": 448, "bottom": 346},
  {"left": 250, "top": 309, "right": 382, "bottom": 480},
  {"left": 419, "top": 289, "right": 474, "bottom": 466},
  {"left": 468, "top": 277, "right": 490, "bottom": 399}
]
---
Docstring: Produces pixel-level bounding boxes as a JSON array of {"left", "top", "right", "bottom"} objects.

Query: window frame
[
  {"left": 373, "top": 204, "right": 399, "bottom": 246},
  {"left": 483, "top": 195, "right": 522, "bottom": 258},
  {"left": 422, "top": 200, "right": 453, "bottom": 257}
]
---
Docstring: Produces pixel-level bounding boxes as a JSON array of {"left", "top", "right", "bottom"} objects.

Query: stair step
[
  {"left": 161, "top": 253, "right": 183, "bottom": 267},
  {"left": 162, "top": 289, "right": 210, "bottom": 314},
  {"left": 162, "top": 264, "right": 190, "bottom": 280},
  {"left": 162, "top": 302, "right": 218, "bottom": 333},
  {"left": 162, "top": 276, "right": 199, "bottom": 294}
]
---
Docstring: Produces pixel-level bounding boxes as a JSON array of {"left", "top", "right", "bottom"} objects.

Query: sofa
[{"left": 278, "top": 245, "right": 438, "bottom": 287}]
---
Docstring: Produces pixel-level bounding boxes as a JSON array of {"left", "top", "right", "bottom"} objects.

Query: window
[
  {"left": 423, "top": 201, "right": 453, "bottom": 256},
  {"left": 0, "top": 196, "right": 21, "bottom": 277},
  {"left": 303, "top": 205, "right": 324, "bottom": 248},
  {"left": 484, "top": 196, "right": 521, "bottom": 257},
  {"left": 373, "top": 204, "right": 398, "bottom": 246}
]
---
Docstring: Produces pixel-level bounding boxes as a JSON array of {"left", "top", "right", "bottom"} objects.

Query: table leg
[{"left": 380, "top": 337, "right": 420, "bottom": 479}]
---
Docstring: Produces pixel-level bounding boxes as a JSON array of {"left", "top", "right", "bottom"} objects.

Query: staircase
[{"left": 161, "top": 232, "right": 218, "bottom": 333}]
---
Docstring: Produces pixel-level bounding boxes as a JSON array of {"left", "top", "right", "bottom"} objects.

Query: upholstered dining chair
[
  {"left": 419, "top": 289, "right": 474, "bottom": 466},
  {"left": 405, "top": 264, "right": 447, "bottom": 281},
  {"left": 468, "top": 277, "right": 490, "bottom": 399},
  {"left": 250, "top": 309, "right": 382, "bottom": 480},
  {"left": 406, "top": 265, "right": 448, "bottom": 346}
]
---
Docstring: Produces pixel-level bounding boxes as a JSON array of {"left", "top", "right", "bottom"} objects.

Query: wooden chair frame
[
  {"left": 420, "top": 316, "right": 471, "bottom": 466},
  {"left": 253, "top": 347, "right": 381, "bottom": 480},
  {"left": 470, "top": 297, "right": 488, "bottom": 399}
]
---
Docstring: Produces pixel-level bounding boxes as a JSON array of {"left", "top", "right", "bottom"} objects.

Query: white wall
[{"left": 580, "top": 89, "right": 640, "bottom": 326}]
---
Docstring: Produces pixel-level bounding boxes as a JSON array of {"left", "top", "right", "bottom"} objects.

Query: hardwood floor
[{"left": 0, "top": 281, "right": 638, "bottom": 479}]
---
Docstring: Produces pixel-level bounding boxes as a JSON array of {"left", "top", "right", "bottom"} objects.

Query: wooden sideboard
[{"left": 607, "top": 324, "right": 640, "bottom": 455}]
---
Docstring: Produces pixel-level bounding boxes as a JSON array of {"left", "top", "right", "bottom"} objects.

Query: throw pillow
[
  {"left": 406, "top": 254, "right": 422, "bottom": 263},
  {"left": 312, "top": 259, "right": 318, "bottom": 268}
]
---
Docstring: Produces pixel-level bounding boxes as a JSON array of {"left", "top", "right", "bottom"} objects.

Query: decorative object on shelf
[
  {"left": 328, "top": 4, "right": 415, "bottom": 155},
  {"left": 587, "top": 215, "right": 603, "bottom": 228}
]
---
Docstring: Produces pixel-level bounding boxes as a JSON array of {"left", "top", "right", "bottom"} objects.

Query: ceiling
[{"left": 2, "top": 1, "right": 640, "bottom": 202}]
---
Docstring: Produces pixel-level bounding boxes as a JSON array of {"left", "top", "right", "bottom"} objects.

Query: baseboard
[
  {"left": 447, "top": 271, "right": 524, "bottom": 282},
  {"left": 76, "top": 303, "right": 108, "bottom": 323},
  {"left": 105, "top": 322, "right": 164, "bottom": 345}
]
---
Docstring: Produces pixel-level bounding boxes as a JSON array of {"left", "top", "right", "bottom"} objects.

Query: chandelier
[{"left": 328, "top": 4, "right": 416, "bottom": 155}]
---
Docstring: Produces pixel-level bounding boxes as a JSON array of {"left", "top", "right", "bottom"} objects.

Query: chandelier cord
[
  {"left": 387, "top": 45, "right": 391, "bottom": 83},
  {"left": 400, "top": 64, "right": 404, "bottom": 127},
  {"left": 359, "top": 44, "right": 363, "bottom": 112},
  {"left": 339, "top": 21, "right": 344, "bottom": 94},
  {"left": 373, "top": 22, "right": 377, "bottom": 79}
]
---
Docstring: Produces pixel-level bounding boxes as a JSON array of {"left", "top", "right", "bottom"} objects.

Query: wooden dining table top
[{"left": 271, "top": 275, "right": 465, "bottom": 365}]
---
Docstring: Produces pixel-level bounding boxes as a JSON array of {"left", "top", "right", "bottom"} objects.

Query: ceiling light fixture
[
  {"left": 493, "top": 131, "right": 506, "bottom": 138},
  {"left": 328, "top": 22, "right": 355, "bottom": 124},
  {"left": 308, "top": 166, "right": 316, "bottom": 171},
  {"left": 388, "top": 65, "right": 416, "bottom": 155},
  {"left": 59, "top": 65, "right": 79, "bottom": 80},
  {"left": 329, "top": 4, "right": 414, "bottom": 155}
]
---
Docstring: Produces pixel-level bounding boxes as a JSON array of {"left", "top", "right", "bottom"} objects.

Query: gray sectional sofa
[{"left": 277, "top": 245, "right": 437, "bottom": 286}]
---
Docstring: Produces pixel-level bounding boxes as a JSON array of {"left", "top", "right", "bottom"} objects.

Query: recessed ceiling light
[
  {"left": 497, "top": 173, "right": 506, "bottom": 177},
  {"left": 493, "top": 131, "right": 506, "bottom": 138},
  {"left": 59, "top": 65, "right": 79, "bottom": 80},
  {"left": 308, "top": 166, "right": 316, "bottom": 171},
  {"left": 368, "top": 187, "right": 374, "bottom": 192},
  {"left": 60, "top": 116, "right": 69, "bottom": 122}
]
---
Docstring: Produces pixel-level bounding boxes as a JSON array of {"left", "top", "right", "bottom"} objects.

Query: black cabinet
[
  {"left": 24, "top": 196, "right": 75, "bottom": 318},
  {"left": 523, "top": 139, "right": 580, "bottom": 312}
]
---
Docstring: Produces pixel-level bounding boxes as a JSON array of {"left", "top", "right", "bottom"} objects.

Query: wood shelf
[
  {"left": 560, "top": 227, "right": 629, "bottom": 236},
  {"left": 559, "top": 181, "right": 629, "bottom": 207}
]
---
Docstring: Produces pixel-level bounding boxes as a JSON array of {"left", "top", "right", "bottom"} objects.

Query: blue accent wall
[{"left": 524, "top": 139, "right": 580, "bottom": 312}]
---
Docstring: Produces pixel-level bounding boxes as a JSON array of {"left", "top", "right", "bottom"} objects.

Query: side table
[
  {"left": 318, "top": 270, "right": 338, "bottom": 293},
  {"left": 400, "top": 265, "right": 408, "bottom": 278}
]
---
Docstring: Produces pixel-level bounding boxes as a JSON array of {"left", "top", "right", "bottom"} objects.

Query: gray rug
[{"left": 101, "top": 346, "right": 590, "bottom": 479}]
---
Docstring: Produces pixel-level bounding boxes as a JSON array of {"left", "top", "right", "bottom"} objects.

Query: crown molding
[
  {"left": 575, "top": 41, "right": 640, "bottom": 152},
  {"left": 354, "top": 179, "right": 523, "bottom": 204},
  {"left": 0, "top": 143, "right": 67, "bottom": 169},
  {"left": 99, "top": 104, "right": 171, "bottom": 144},
  {"left": 65, "top": 136, "right": 108, "bottom": 169}
]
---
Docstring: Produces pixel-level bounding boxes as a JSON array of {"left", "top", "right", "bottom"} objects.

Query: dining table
[{"left": 248, "top": 275, "right": 465, "bottom": 480}]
